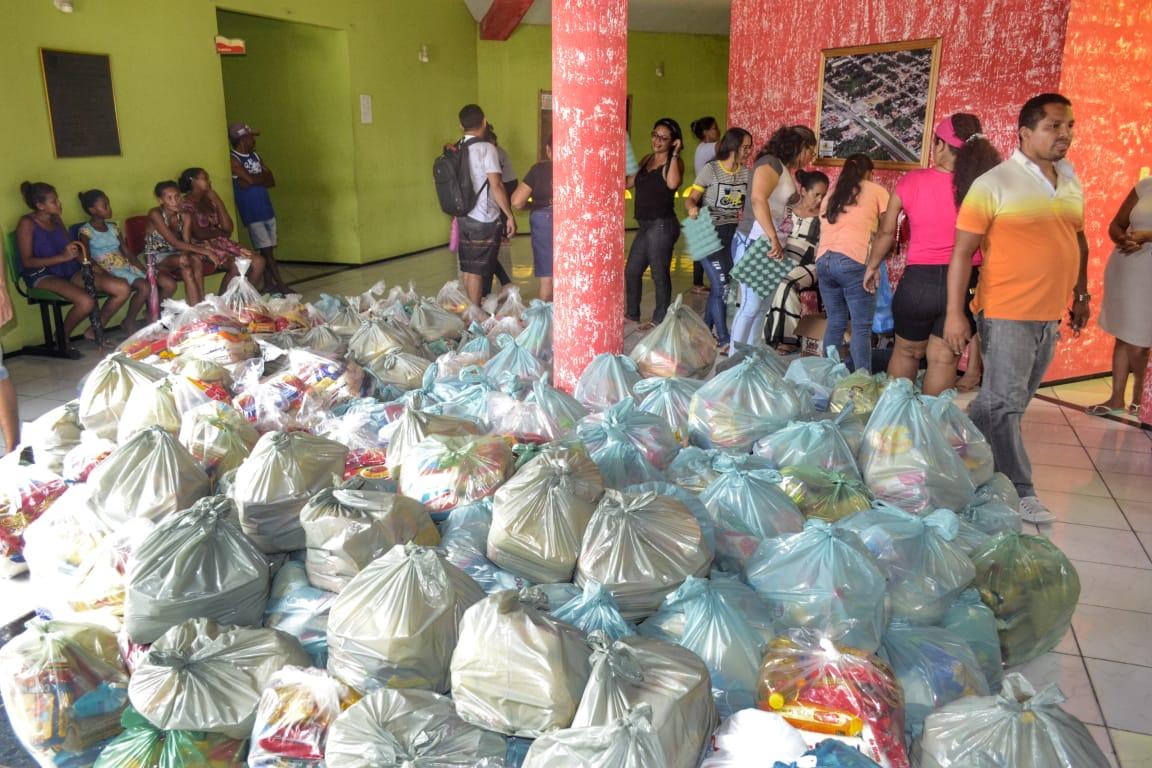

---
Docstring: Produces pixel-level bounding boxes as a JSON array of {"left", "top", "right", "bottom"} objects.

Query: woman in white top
[
  {"left": 1088, "top": 176, "right": 1152, "bottom": 417},
  {"left": 728, "top": 125, "right": 817, "bottom": 352}
]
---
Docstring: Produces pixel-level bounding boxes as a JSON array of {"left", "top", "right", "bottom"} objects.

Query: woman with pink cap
[{"left": 863, "top": 113, "right": 1001, "bottom": 394}]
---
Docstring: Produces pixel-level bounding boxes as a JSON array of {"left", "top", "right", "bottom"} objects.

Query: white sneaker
[{"left": 1020, "top": 495, "right": 1057, "bottom": 524}]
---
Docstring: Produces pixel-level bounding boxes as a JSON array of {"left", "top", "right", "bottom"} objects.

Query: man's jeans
[
  {"left": 968, "top": 315, "right": 1059, "bottom": 497},
  {"left": 817, "top": 251, "right": 875, "bottom": 372}
]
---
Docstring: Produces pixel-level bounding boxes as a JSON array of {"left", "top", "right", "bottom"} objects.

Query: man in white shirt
[{"left": 456, "top": 104, "right": 516, "bottom": 305}]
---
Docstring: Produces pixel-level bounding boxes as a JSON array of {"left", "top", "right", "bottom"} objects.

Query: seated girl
[
  {"left": 16, "top": 181, "right": 131, "bottom": 354},
  {"left": 765, "top": 170, "right": 829, "bottom": 353},
  {"left": 145, "top": 180, "right": 216, "bottom": 306},
  {"left": 178, "top": 167, "right": 266, "bottom": 292},
  {"left": 78, "top": 189, "right": 175, "bottom": 333}
]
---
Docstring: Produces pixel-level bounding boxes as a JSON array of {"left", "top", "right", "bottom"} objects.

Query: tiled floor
[{"left": 3, "top": 236, "right": 1152, "bottom": 765}]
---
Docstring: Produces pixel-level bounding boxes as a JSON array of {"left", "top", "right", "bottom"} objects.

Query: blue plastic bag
[
  {"left": 635, "top": 376, "right": 704, "bottom": 446},
  {"left": 753, "top": 410, "right": 863, "bottom": 481},
  {"left": 483, "top": 333, "right": 546, "bottom": 385},
  {"left": 552, "top": 579, "right": 635, "bottom": 640},
  {"left": 871, "top": 261, "right": 894, "bottom": 334},
  {"left": 773, "top": 740, "right": 882, "bottom": 768},
  {"left": 837, "top": 504, "right": 976, "bottom": 626},
  {"left": 699, "top": 455, "right": 805, "bottom": 573},
  {"left": 688, "top": 356, "right": 803, "bottom": 453},
  {"left": 517, "top": 300, "right": 553, "bottom": 365},
  {"left": 744, "top": 519, "right": 888, "bottom": 652},
  {"left": 577, "top": 399, "right": 679, "bottom": 489},
  {"left": 879, "top": 621, "right": 990, "bottom": 740},
  {"left": 858, "top": 378, "right": 976, "bottom": 515},
  {"left": 574, "top": 352, "right": 641, "bottom": 411},
  {"left": 940, "top": 588, "right": 1003, "bottom": 691},
  {"left": 438, "top": 500, "right": 532, "bottom": 593},
  {"left": 637, "top": 576, "right": 771, "bottom": 719},
  {"left": 784, "top": 346, "right": 851, "bottom": 411},
  {"left": 664, "top": 446, "right": 725, "bottom": 493},
  {"left": 924, "top": 389, "right": 995, "bottom": 487},
  {"left": 263, "top": 560, "right": 336, "bottom": 667}
]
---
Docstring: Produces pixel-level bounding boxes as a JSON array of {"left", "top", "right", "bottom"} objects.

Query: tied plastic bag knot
[
  {"left": 588, "top": 634, "right": 645, "bottom": 684},
  {"left": 518, "top": 586, "right": 552, "bottom": 610},
  {"left": 148, "top": 649, "right": 191, "bottom": 670},
  {"left": 187, "top": 495, "right": 235, "bottom": 526},
  {"left": 923, "top": 508, "right": 961, "bottom": 540},
  {"left": 996, "top": 673, "right": 1067, "bottom": 710},
  {"left": 664, "top": 576, "right": 709, "bottom": 606},
  {"left": 600, "top": 489, "right": 658, "bottom": 517}
]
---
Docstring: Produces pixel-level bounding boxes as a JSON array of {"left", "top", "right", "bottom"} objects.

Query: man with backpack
[{"left": 434, "top": 104, "right": 516, "bottom": 305}]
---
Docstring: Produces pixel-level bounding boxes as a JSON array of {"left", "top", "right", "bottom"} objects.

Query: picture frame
[
  {"left": 813, "top": 38, "right": 942, "bottom": 170},
  {"left": 40, "top": 48, "right": 122, "bottom": 158}
]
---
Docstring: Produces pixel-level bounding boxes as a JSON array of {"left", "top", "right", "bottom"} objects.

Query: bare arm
[
  {"left": 750, "top": 163, "right": 783, "bottom": 255},
  {"left": 685, "top": 188, "right": 704, "bottom": 219},
  {"left": 488, "top": 171, "right": 516, "bottom": 237},
  {"left": 207, "top": 190, "right": 235, "bottom": 236},
  {"left": 259, "top": 161, "right": 275, "bottom": 188},
  {"left": 1108, "top": 189, "right": 1142, "bottom": 253},
  {"left": 231, "top": 156, "right": 256, "bottom": 189},
  {"left": 663, "top": 140, "right": 684, "bottom": 190},
  {"left": 16, "top": 217, "right": 78, "bottom": 270},
  {"left": 1070, "top": 231, "right": 1091, "bottom": 332},
  {"left": 118, "top": 229, "right": 145, "bottom": 271},
  {"left": 510, "top": 181, "right": 533, "bottom": 211},
  {"left": 863, "top": 193, "right": 904, "bottom": 292},
  {"left": 151, "top": 209, "right": 213, "bottom": 258},
  {"left": 942, "top": 229, "right": 983, "bottom": 354}
]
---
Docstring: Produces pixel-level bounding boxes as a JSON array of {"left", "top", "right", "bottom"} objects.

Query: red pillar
[{"left": 552, "top": 0, "right": 628, "bottom": 391}]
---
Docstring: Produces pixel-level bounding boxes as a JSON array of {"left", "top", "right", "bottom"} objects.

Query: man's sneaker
[{"left": 1020, "top": 495, "right": 1057, "bottom": 524}]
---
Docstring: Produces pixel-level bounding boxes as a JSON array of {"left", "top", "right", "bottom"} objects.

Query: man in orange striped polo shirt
[{"left": 943, "top": 93, "right": 1090, "bottom": 524}]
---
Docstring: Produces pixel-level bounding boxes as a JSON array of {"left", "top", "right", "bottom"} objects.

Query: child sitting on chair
[
  {"left": 16, "top": 181, "right": 131, "bottom": 354},
  {"left": 78, "top": 189, "right": 174, "bottom": 333},
  {"left": 144, "top": 180, "right": 216, "bottom": 305}
]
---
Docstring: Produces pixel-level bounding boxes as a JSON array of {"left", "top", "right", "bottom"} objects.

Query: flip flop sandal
[{"left": 1085, "top": 404, "right": 1128, "bottom": 417}]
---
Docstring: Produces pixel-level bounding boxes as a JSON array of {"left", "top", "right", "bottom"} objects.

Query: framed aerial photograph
[{"left": 814, "top": 38, "right": 942, "bottom": 170}]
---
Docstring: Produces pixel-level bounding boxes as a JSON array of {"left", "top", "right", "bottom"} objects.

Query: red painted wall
[
  {"left": 727, "top": 0, "right": 1139, "bottom": 385},
  {"left": 1056, "top": 0, "right": 1152, "bottom": 408}
]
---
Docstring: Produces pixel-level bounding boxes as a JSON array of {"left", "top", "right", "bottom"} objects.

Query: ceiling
[{"left": 463, "top": 0, "right": 732, "bottom": 36}]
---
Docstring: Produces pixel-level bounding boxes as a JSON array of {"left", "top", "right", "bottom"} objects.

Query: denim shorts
[{"left": 529, "top": 207, "right": 553, "bottom": 278}]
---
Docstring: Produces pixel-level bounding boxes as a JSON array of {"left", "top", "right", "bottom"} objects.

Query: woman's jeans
[
  {"left": 729, "top": 230, "right": 768, "bottom": 348},
  {"left": 700, "top": 223, "right": 737, "bottom": 344},
  {"left": 625, "top": 217, "right": 680, "bottom": 323},
  {"left": 816, "top": 251, "right": 876, "bottom": 372}
]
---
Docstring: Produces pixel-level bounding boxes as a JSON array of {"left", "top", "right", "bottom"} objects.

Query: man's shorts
[
  {"left": 457, "top": 217, "right": 502, "bottom": 276},
  {"left": 247, "top": 218, "right": 278, "bottom": 250}
]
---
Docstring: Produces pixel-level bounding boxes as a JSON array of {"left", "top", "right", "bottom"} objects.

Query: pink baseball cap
[{"left": 934, "top": 117, "right": 965, "bottom": 149}]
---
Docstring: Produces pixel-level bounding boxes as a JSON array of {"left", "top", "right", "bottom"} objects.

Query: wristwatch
[{"left": 1074, "top": 292, "right": 1091, "bottom": 303}]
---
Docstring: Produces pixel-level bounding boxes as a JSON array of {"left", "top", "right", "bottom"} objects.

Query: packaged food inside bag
[
  {"left": 638, "top": 576, "right": 770, "bottom": 719},
  {"left": 700, "top": 456, "right": 804, "bottom": 574},
  {"left": 836, "top": 505, "right": 975, "bottom": 626},
  {"left": 324, "top": 297, "right": 366, "bottom": 337},
  {"left": 178, "top": 400, "right": 260, "bottom": 476},
  {"left": 745, "top": 520, "right": 887, "bottom": 653},
  {"left": 688, "top": 356, "right": 802, "bottom": 453},
  {"left": 483, "top": 332, "right": 547, "bottom": 384},
  {"left": 129, "top": 618, "right": 311, "bottom": 739},
  {"left": 753, "top": 412, "right": 862, "bottom": 481},
  {"left": 409, "top": 298, "right": 465, "bottom": 342},
  {"left": 86, "top": 426, "right": 211, "bottom": 529},
  {"left": 485, "top": 389, "right": 554, "bottom": 444},
  {"left": 551, "top": 581, "right": 635, "bottom": 640},
  {"left": 913, "top": 673, "right": 1112, "bottom": 768},
  {"left": 64, "top": 517, "right": 155, "bottom": 625},
  {"left": 523, "top": 704, "right": 665, "bottom": 768},
  {"left": 757, "top": 632, "right": 908, "bottom": 768},
  {"left": 629, "top": 295, "right": 718, "bottom": 379},
  {"left": 436, "top": 279, "right": 472, "bottom": 315},
  {"left": 300, "top": 485, "right": 439, "bottom": 592},
  {"left": 327, "top": 544, "right": 484, "bottom": 693},
  {"left": 0, "top": 463, "right": 68, "bottom": 578},
  {"left": 574, "top": 353, "right": 642, "bottom": 411},
  {"left": 166, "top": 300, "right": 259, "bottom": 364},
  {"left": 975, "top": 472, "right": 1020, "bottom": 510},
  {"left": 664, "top": 446, "right": 725, "bottom": 493},
  {"left": 93, "top": 706, "right": 246, "bottom": 768},
  {"left": 451, "top": 588, "right": 592, "bottom": 737},
  {"left": 784, "top": 347, "right": 851, "bottom": 411},
  {"left": 971, "top": 532, "right": 1079, "bottom": 666},
  {"left": 381, "top": 407, "right": 482, "bottom": 477},
  {"left": 488, "top": 445, "right": 602, "bottom": 583},
  {"left": 858, "top": 378, "right": 975, "bottom": 515},
  {"left": 124, "top": 496, "right": 270, "bottom": 644},
  {"left": 439, "top": 500, "right": 533, "bottom": 594},
  {"left": 699, "top": 708, "right": 809, "bottom": 768},
  {"left": 27, "top": 401, "right": 82, "bottom": 475},
  {"left": 298, "top": 324, "right": 345, "bottom": 356},
  {"left": 78, "top": 353, "right": 166, "bottom": 439},
  {"left": 348, "top": 319, "right": 419, "bottom": 361},
  {"left": 829, "top": 370, "right": 886, "bottom": 423},
  {"left": 231, "top": 431, "right": 348, "bottom": 553},
  {"left": 325, "top": 687, "right": 507, "bottom": 768},
  {"left": 115, "top": 376, "right": 183, "bottom": 443},
  {"left": 397, "top": 434, "right": 512, "bottom": 513},
  {"left": 22, "top": 485, "right": 109, "bottom": 606},
  {"left": 115, "top": 319, "right": 173, "bottom": 362},
  {"left": 360, "top": 347, "right": 431, "bottom": 392},
  {"left": 627, "top": 480, "right": 715, "bottom": 558},
  {"left": 879, "top": 621, "right": 989, "bottom": 739},
  {"left": 0, "top": 619, "right": 129, "bottom": 768},
  {"left": 634, "top": 376, "right": 703, "bottom": 446},
  {"left": 775, "top": 466, "right": 873, "bottom": 523},
  {"left": 961, "top": 478, "right": 1023, "bottom": 536},
  {"left": 577, "top": 489, "right": 711, "bottom": 620},
  {"left": 517, "top": 299, "right": 553, "bottom": 364},
  {"left": 263, "top": 560, "right": 336, "bottom": 668},
  {"left": 248, "top": 665, "right": 359, "bottom": 768},
  {"left": 924, "top": 389, "right": 995, "bottom": 487},
  {"left": 940, "top": 588, "right": 1003, "bottom": 690},
  {"left": 526, "top": 373, "right": 588, "bottom": 438}
]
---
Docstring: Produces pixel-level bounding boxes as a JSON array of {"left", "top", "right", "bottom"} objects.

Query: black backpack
[{"left": 433, "top": 136, "right": 490, "bottom": 217}]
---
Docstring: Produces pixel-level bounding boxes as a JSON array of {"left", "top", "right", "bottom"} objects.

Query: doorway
[{"left": 216, "top": 10, "right": 358, "bottom": 264}]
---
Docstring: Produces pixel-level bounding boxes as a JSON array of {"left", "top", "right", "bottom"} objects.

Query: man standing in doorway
[
  {"left": 456, "top": 104, "right": 516, "bottom": 306},
  {"left": 943, "top": 93, "right": 1089, "bottom": 524},
  {"left": 229, "top": 123, "right": 290, "bottom": 293}
]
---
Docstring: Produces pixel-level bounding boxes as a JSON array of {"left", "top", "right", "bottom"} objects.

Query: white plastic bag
[
  {"left": 78, "top": 353, "right": 166, "bottom": 439},
  {"left": 27, "top": 401, "right": 82, "bottom": 475},
  {"left": 700, "top": 709, "right": 809, "bottom": 768},
  {"left": 523, "top": 704, "right": 665, "bottom": 768}
]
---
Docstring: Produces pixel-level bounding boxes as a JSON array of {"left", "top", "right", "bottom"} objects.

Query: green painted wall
[
  {"left": 477, "top": 25, "right": 730, "bottom": 224},
  {"left": 218, "top": 11, "right": 357, "bottom": 265},
  {"left": 0, "top": 0, "right": 478, "bottom": 353}
]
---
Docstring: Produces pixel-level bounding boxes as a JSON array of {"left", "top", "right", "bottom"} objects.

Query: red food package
[
  {"left": 0, "top": 466, "right": 68, "bottom": 575},
  {"left": 758, "top": 632, "right": 909, "bottom": 768},
  {"left": 249, "top": 666, "right": 358, "bottom": 766}
]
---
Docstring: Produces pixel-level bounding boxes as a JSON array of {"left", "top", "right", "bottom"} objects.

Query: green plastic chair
[{"left": 4, "top": 228, "right": 90, "bottom": 357}]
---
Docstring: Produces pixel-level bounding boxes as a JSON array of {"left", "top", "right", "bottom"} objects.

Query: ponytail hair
[
  {"left": 78, "top": 189, "right": 106, "bottom": 214},
  {"left": 715, "top": 127, "right": 752, "bottom": 162},
  {"left": 823, "top": 153, "right": 873, "bottom": 224},
  {"left": 20, "top": 181, "right": 56, "bottom": 211},
  {"left": 690, "top": 116, "right": 717, "bottom": 141},
  {"left": 946, "top": 113, "right": 1002, "bottom": 206}
]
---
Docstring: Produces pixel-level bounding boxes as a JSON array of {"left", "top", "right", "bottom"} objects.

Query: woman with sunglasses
[{"left": 625, "top": 118, "right": 684, "bottom": 329}]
